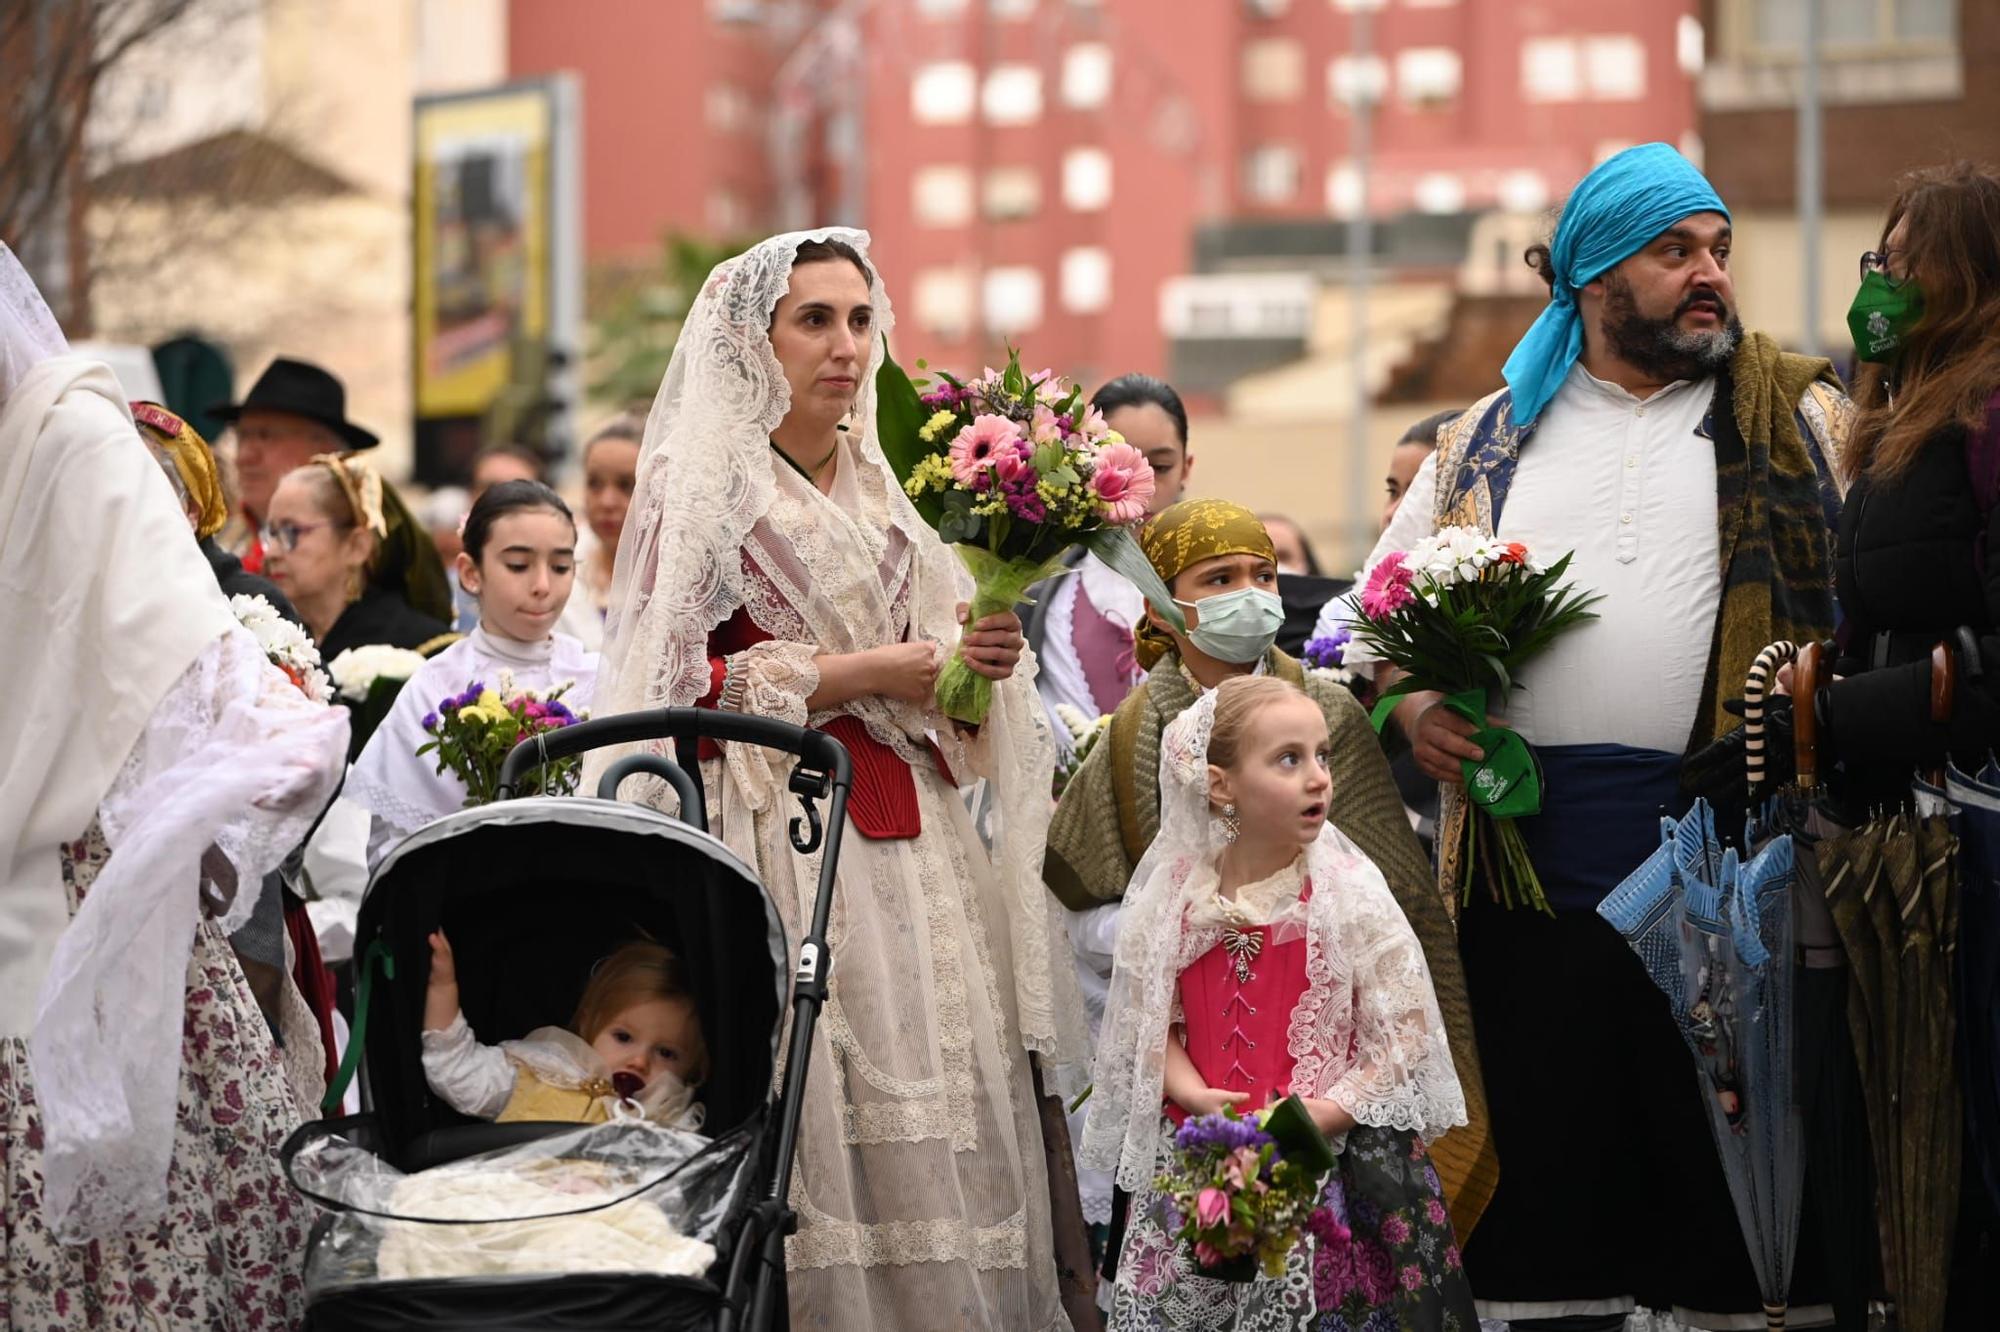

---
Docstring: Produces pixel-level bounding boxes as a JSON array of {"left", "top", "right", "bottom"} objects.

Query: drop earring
[{"left": 1221, "top": 803, "right": 1240, "bottom": 843}]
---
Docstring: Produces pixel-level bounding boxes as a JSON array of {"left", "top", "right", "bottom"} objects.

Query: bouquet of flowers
[
  {"left": 231, "top": 593, "right": 331, "bottom": 703},
  {"left": 878, "top": 346, "right": 1183, "bottom": 725},
  {"left": 416, "top": 671, "right": 587, "bottom": 806},
  {"left": 1051, "top": 703, "right": 1113, "bottom": 799},
  {"left": 1351, "top": 526, "right": 1601, "bottom": 913},
  {"left": 327, "top": 643, "right": 430, "bottom": 751},
  {"left": 1155, "top": 1097, "right": 1346, "bottom": 1282}
]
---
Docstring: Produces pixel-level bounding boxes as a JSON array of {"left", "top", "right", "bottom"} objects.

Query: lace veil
[
  {"left": 1080, "top": 689, "right": 1468, "bottom": 1190},
  {"left": 587, "top": 229, "right": 1084, "bottom": 1076}
]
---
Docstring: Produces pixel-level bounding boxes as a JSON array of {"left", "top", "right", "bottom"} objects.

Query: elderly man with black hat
[{"left": 211, "top": 355, "right": 454, "bottom": 627}]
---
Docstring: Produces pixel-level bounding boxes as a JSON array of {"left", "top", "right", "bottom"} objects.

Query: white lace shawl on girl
[
  {"left": 582, "top": 228, "right": 1084, "bottom": 1078},
  {"left": 348, "top": 625, "right": 598, "bottom": 858},
  {"left": 1078, "top": 689, "right": 1466, "bottom": 1193}
]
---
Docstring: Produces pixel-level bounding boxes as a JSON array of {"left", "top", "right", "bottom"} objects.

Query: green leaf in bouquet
[
  {"left": 1031, "top": 440, "right": 1066, "bottom": 475},
  {"left": 1081, "top": 527, "right": 1186, "bottom": 633},
  {"left": 1001, "top": 347, "right": 1029, "bottom": 400},
  {"left": 1045, "top": 461, "right": 1080, "bottom": 488},
  {"left": 1260, "top": 1095, "right": 1338, "bottom": 1179},
  {"left": 875, "top": 339, "right": 945, "bottom": 525}
]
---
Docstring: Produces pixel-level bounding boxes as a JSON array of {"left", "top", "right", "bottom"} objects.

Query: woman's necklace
[{"left": 770, "top": 436, "right": 840, "bottom": 489}]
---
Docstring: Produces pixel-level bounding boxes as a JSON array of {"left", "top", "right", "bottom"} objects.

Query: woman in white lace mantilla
[
  {"left": 584, "top": 230, "right": 1085, "bottom": 1330},
  {"left": 1082, "top": 677, "right": 1474, "bottom": 1330},
  {"left": 0, "top": 245, "right": 350, "bottom": 1326}
]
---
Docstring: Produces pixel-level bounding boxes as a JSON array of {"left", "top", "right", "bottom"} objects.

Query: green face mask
[{"left": 1847, "top": 270, "right": 1924, "bottom": 363}]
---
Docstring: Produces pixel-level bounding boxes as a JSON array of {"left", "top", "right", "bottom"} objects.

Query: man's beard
[{"left": 1600, "top": 272, "right": 1742, "bottom": 383}]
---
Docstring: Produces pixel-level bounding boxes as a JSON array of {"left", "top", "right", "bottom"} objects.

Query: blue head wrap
[{"left": 1501, "top": 143, "right": 1729, "bottom": 425}]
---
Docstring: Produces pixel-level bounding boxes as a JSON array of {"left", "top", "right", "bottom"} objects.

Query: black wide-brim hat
[{"left": 207, "top": 356, "right": 379, "bottom": 450}]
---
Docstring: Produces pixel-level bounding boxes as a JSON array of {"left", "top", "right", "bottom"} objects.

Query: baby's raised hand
[{"left": 427, "top": 930, "right": 457, "bottom": 988}]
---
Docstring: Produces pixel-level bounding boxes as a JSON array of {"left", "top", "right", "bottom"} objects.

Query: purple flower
[
  {"left": 1174, "top": 1112, "right": 1273, "bottom": 1155},
  {"left": 1004, "top": 488, "right": 1047, "bottom": 523},
  {"left": 421, "top": 710, "right": 440, "bottom": 731},
  {"left": 1302, "top": 628, "right": 1351, "bottom": 671}
]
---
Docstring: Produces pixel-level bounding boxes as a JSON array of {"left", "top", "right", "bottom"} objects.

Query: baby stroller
[{"left": 281, "top": 708, "right": 851, "bottom": 1331}]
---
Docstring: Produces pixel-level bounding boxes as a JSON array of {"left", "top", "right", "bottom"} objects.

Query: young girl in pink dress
[{"left": 1083, "top": 675, "right": 1477, "bottom": 1330}]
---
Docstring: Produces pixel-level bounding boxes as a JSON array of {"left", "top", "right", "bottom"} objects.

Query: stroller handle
[{"left": 497, "top": 707, "right": 855, "bottom": 797}]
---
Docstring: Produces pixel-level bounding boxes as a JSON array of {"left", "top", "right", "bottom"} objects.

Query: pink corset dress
[{"left": 1167, "top": 882, "right": 1321, "bottom": 1123}]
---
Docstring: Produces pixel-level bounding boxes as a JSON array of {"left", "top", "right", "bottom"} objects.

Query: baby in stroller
[{"left": 422, "top": 932, "right": 708, "bottom": 1132}]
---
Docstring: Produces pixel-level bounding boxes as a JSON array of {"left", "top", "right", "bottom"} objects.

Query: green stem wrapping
[{"left": 934, "top": 546, "right": 1070, "bottom": 725}]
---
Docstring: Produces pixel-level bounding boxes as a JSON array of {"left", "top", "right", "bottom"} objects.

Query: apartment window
[
  {"left": 1245, "top": 0, "right": 1290, "bottom": 14},
  {"left": 1749, "top": 0, "right": 1953, "bottom": 49},
  {"left": 1330, "top": 0, "right": 1386, "bottom": 11},
  {"left": 1061, "top": 247, "right": 1112, "bottom": 314},
  {"left": 1062, "top": 147, "right": 1113, "bottom": 211},
  {"left": 914, "top": 268, "right": 973, "bottom": 340},
  {"left": 1584, "top": 35, "right": 1647, "bottom": 99},
  {"left": 706, "top": 84, "right": 752, "bottom": 132},
  {"left": 1413, "top": 172, "right": 1466, "bottom": 215},
  {"left": 912, "top": 62, "right": 976, "bottom": 124},
  {"left": 984, "top": 166, "right": 1042, "bottom": 219},
  {"left": 1328, "top": 53, "right": 1388, "bottom": 108},
  {"left": 1594, "top": 138, "right": 1635, "bottom": 165},
  {"left": 916, "top": 0, "right": 968, "bottom": 14},
  {"left": 984, "top": 266, "right": 1044, "bottom": 334},
  {"left": 1242, "top": 38, "right": 1306, "bottom": 101},
  {"left": 1325, "top": 161, "right": 1363, "bottom": 218},
  {"left": 1497, "top": 168, "right": 1549, "bottom": 213},
  {"left": 1243, "top": 145, "right": 1300, "bottom": 204},
  {"left": 1397, "top": 47, "right": 1462, "bottom": 105},
  {"left": 1521, "top": 37, "right": 1581, "bottom": 101},
  {"left": 990, "top": 0, "right": 1037, "bottom": 16},
  {"left": 1062, "top": 43, "right": 1113, "bottom": 109},
  {"left": 1678, "top": 15, "right": 1706, "bottom": 75},
  {"left": 983, "top": 64, "right": 1043, "bottom": 125},
  {"left": 707, "top": 189, "right": 744, "bottom": 234},
  {"left": 912, "top": 166, "right": 975, "bottom": 227}
]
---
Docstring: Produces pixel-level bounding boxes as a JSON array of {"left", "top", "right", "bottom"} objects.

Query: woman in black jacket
[
  {"left": 1810, "top": 163, "right": 2000, "bottom": 807},
  {"left": 1793, "top": 160, "right": 2000, "bottom": 1330}
]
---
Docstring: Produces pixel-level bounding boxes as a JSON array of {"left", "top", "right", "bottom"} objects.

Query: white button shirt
[{"left": 1366, "top": 364, "right": 1721, "bottom": 753}]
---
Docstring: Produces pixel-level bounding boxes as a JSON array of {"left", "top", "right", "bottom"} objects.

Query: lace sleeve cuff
[
  {"left": 420, "top": 1012, "right": 516, "bottom": 1119},
  {"left": 716, "top": 640, "right": 822, "bottom": 808}
]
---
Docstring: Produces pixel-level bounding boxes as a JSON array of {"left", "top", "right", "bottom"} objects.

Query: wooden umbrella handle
[
  {"left": 1931, "top": 641, "right": 1956, "bottom": 722},
  {"left": 1795, "top": 640, "right": 1824, "bottom": 790}
]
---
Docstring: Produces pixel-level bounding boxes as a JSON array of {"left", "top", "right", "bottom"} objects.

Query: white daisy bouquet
[
  {"left": 231, "top": 593, "right": 331, "bottom": 704},
  {"left": 1350, "top": 525, "right": 1600, "bottom": 913}
]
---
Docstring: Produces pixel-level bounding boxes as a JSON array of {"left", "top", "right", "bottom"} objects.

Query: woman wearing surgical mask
[
  {"left": 1043, "top": 500, "right": 1490, "bottom": 1285},
  {"left": 1774, "top": 164, "right": 2000, "bottom": 813}
]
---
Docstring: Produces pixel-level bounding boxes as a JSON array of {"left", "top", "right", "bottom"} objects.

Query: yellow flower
[{"left": 917, "top": 409, "right": 959, "bottom": 443}]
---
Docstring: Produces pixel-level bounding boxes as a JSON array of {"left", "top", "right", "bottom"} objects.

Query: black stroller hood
[{"left": 351, "top": 795, "right": 786, "bottom": 1161}]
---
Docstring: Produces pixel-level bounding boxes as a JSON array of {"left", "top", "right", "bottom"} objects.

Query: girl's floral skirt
[{"left": 1110, "top": 1119, "right": 1478, "bottom": 1332}]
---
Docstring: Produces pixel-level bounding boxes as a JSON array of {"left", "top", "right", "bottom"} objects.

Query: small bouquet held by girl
[
  {"left": 417, "top": 672, "right": 586, "bottom": 805},
  {"left": 877, "top": 347, "right": 1183, "bottom": 724},
  {"left": 1081, "top": 676, "right": 1475, "bottom": 1328},
  {"left": 1351, "top": 526, "right": 1600, "bottom": 914},
  {"left": 1155, "top": 1098, "right": 1345, "bottom": 1282}
]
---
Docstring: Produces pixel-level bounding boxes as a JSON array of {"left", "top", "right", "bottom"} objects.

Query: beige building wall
[
  {"left": 1725, "top": 208, "right": 1883, "bottom": 359},
  {"left": 87, "top": 0, "right": 509, "bottom": 482}
]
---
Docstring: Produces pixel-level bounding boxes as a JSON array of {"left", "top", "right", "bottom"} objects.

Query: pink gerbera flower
[
  {"left": 947, "top": 414, "right": 1023, "bottom": 487},
  {"left": 1088, "top": 440, "right": 1155, "bottom": 525},
  {"left": 1359, "top": 552, "right": 1416, "bottom": 619}
]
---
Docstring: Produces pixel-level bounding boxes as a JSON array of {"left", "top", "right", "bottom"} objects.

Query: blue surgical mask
[{"left": 1175, "top": 587, "right": 1284, "bottom": 664}]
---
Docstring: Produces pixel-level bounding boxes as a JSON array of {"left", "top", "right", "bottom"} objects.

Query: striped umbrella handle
[{"left": 1744, "top": 640, "right": 1798, "bottom": 797}]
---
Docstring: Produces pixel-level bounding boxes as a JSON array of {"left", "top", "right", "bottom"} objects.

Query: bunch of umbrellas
[{"left": 1598, "top": 641, "right": 1996, "bottom": 1332}]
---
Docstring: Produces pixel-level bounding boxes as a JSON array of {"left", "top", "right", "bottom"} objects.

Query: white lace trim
[{"left": 787, "top": 1183, "right": 1029, "bottom": 1273}]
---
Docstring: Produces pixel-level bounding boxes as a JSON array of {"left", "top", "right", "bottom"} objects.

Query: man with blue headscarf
[{"left": 1365, "top": 144, "right": 1852, "bottom": 1328}]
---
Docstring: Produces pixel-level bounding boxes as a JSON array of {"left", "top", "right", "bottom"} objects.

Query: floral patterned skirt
[
  {"left": 1109, "top": 1120, "right": 1477, "bottom": 1332},
  {"left": 1, "top": 827, "right": 309, "bottom": 1330}
]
